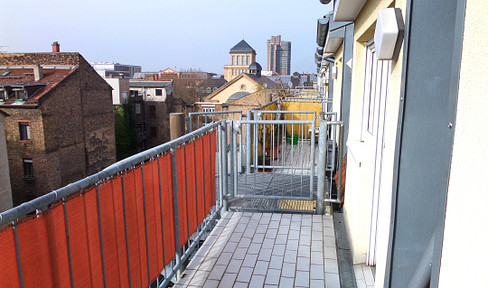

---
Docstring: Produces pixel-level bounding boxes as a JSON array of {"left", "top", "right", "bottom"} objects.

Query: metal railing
[
  {"left": 188, "top": 110, "right": 243, "bottom": 132},
  {"left": 0, "top": 122, "right": 224, "bottom": 288}
]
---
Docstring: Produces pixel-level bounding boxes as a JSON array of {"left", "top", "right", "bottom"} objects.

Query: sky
[{"left": 1, "top": 0, "right": 332, "bottom": 74}]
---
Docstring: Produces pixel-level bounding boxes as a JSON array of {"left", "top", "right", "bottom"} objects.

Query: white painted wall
[
  {"left": 0, "top": 113, "right": 13, "bottom": 213},
  {"left": 439, "top": 1, "right": 488, "bottom": 286}
]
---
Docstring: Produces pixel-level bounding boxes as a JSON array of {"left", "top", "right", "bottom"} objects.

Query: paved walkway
[{"left": 174, "top": 212, "right": 340, "bottom": 288}]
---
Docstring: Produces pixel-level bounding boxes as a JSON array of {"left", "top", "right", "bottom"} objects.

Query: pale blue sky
[{"left": 1, "top": 0, "right": 332, "bottom": 74}]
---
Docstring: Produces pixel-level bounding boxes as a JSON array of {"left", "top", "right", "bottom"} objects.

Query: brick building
[
  {"left": 129, "top": 80, "right": 173, "bottom": 150},
  {"left": 0, "top": 48, "right": 116, "bottom": 206}
]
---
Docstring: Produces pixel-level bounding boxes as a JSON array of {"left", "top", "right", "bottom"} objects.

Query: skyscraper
[{"left": 266, "top": 35, "right": 291, "bottom": 75}]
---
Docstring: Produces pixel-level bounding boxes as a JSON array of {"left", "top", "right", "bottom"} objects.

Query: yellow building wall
[
  {"left": 439, "top": 1, "right": 488, "bottom": 287},
  {"left": 281, "top": 101, "right": 321, "bottom": 139},
  {"left": 209, "top": 77, "right": 259, "bottom": 103},
  {"left": 338, "top": 4, "right": 406, "bottom": 288}
]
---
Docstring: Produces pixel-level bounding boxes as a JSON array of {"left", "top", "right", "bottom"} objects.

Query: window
[
  {"left": 155, "top": 89, "right": 163, "bottom": 96},
  {"left": 240, "top": 84, "right": 246, "bottom": 90},
  {"left": 361, "top": 39, "right": 390, "bottom": 139},
  {"left": 135, "top": 103, "right": 141, "bottom": 114},
  {"left": 14, "top": 89, "right": 26, "bottom": 101},
  {"left": 0, "top": 89, "right": 7, "bottom": 101},
  {"left": 242, "top": 56, "right": 245, "bottom": 65},
  {"left": 237, "top": 56, "right": 240, "bottom": 66},
  {"left": 150, "top": 126, "right": 157, "bottom": 137},
  {"left": 23, "top": 158, "right": 34, "bottom": 178},
  {"left": 149, "top": 105, "right": 156, "bottom": 118},
  {"left": 202, "top": 105, "right": 215, "bottom": 113},
  {"left": 232, "top": 56, "right": 235, "bottom": 65},
  {"left": 19, "top": 122, "right": 30, "bottom": 141},
  {"left": 206, "top": 87, "right": 212, "bottom": 93},
  {"left": 247, "top": 56, "right": 250, "bottom": 65}
]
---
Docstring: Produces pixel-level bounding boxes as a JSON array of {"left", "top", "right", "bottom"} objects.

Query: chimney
[
  {"left": 52, "top": 41, "right": 60, "bottom": 53},
  {"left": 33, "top": 64, "right": 44, "bottom": 81}
]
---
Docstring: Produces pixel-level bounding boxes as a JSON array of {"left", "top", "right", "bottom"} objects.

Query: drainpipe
[{"left": 316, "top": 118, "right": 327, "bottom": 215}]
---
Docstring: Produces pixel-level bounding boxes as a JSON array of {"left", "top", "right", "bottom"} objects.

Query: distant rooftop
[
  {"left": 129, "top": 80, "right": 172, "bottom": 88},
  {"left": 229, "top": 40, "right": 256, "bottom": 54}
]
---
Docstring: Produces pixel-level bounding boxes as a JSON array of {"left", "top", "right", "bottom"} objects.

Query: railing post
[
  {"left": 220, "top": 123, "right": 228, "bottom": 213},
  {"left": 316, "top": 119, "right": 327, "bottom": 215},
  {"left": 232, "top": 122, "right": 238, "bottom": 196},
  {"left": 246, "top": 110, "right": 252, "bottom": 174},
  {"left": 170, "top": 147, "right": 182, "bottom": 280},
  {"left": 228, "top": 121, "right": 235, "bottom": 198}
]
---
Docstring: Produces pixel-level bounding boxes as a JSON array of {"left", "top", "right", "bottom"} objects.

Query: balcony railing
[
  {"left": 0, "top": 95, "right": 344, "bottom": 287},
  {"left": 0, "top": 122, "right": 221, "bottom": 288}
]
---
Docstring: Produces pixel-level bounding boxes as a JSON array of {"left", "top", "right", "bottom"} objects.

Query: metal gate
[{"left": 224, "top": 115, "right": 318, "bottom": 212}]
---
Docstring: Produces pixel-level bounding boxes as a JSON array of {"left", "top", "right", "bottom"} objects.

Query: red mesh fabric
[
  {"left": 195, "top": 136, "right": 206, "bottom": 223},
  {"left": 143, "top": 160, "right": 164, "bottom": 281},
  {"left": 44, "top": 203, "right": 71, "bottom": 287},
  {"left": 204, "top": 133, "right": 213, "bottom": 214},
  {"left": 185, "top": 142, "right": 198, "bottom": 234},
  {"left": 66, "top": 194, "right": 93, "bottom": 287},
  {"left": 160, "top": 153, "right": 176, "bottom": 266},
  {"left": 123, "top": 168, "right": 145, "bottom": 287},
  {"left": 17, "top": 216, "right": 54, "bottom": 287},
  {"left": 98, "top": 180, "right": 122, "bottom": 288},
  {"left": 83, "top": 187, "right": 105, "bottom": 288},
  {"left": 110, "top": 175, "right": 130, "bottom": 288},
  {"left": 0, "top": 227, "right": 20, "bottom": 287},
  {"left": 175, "top": 146, "right": 189, "bottom": 246}
]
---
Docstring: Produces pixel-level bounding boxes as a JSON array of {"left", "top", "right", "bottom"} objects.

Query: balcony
[{"left": 0, "top": 93, "right": 351, "bottom": 288}]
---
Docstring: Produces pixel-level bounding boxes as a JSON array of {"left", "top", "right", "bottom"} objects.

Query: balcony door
[{"left": 362, "top": 40, "right": 391, "bottom": 266}]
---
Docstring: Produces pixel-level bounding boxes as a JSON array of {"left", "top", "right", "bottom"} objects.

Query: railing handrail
[{"left": 0, "top": 121, "right": 223, "bottom": 226}]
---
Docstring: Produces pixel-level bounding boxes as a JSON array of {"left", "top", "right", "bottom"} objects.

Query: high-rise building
[{"left": 266, "top": 35, "right": 291, "bottom": 75}]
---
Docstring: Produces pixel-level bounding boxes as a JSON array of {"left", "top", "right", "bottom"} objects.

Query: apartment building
[
  {"left": 317, "top": 0, "right": 487, "bottom": 286},
  {"left": 0, "top": 48, "right": 116, "bottom": 206}
]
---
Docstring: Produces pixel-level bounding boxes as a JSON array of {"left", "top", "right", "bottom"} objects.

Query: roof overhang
[
  {"left": 333, "top": 0, "right": 367, "bottom": 21},
  {"left": 324, "top": 28, "right": 345, "bottom": 53}
]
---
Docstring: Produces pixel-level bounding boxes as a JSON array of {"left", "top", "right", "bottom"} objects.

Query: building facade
[
  {"left": 129, "top": 80, "right": 174, "bottom": 150},
  {"left": 266, "top": 35, "right": 292, "bottom": 75},
  {"left": 0, "top": 110, "right": 12, "bottom": 212},
  {"left": 317, "top": 0, "right": 488, "bottom": 286},
  {"left": 223, "top": 40, "right": 257, "bottom": 81},
  {"left": 0, "top": 51, "right": 116, "bottom": 206},
  {"left": 90, "top": 62, "right": 142, "bottom": 79}
]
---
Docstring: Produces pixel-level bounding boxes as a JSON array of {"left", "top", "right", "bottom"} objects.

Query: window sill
[
  {"left": 19, "top": 140, "right": 31, "bottom": 144},
  {"left": 22, "top": 177, "right": 36, "bottom": 182}
]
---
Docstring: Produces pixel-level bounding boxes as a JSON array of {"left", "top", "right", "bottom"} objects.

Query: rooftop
[
  {"left": 0, "top": 67, "right": 75, "bottom": 105},
  {"left": 230, "top": 40, "right": 257, "bottom": 54}
]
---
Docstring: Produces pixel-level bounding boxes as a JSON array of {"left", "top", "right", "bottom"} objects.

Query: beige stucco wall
[
  {"left": 208, "top": 77, "right": 259, "bottom": 104},
  {"left": 438, "top": 1, "right": 488, "bottom": 286},
  {"left": 338, "top": 2, "right": 406, "bottom": 287},
  {"left": 0, "top": 113, "right": 13, "bottom": 212}
]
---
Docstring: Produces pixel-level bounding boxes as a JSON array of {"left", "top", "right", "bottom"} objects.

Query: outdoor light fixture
[{"left": 374, "top": 8, "right": 405, "bottom": 60}]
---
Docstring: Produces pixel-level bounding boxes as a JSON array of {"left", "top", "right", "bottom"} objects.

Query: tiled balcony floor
[{"left": 174, "top": 212, "right": 340, "bottom": 288}]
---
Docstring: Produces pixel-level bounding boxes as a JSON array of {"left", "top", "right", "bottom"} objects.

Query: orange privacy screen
[{"left": 0, "top": 135, "right": 217, "bottom": 288}]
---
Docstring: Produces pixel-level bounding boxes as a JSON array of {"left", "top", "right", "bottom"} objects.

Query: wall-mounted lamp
[{"left": 374, "top": 8, "right": 405, "bottom": 60}]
